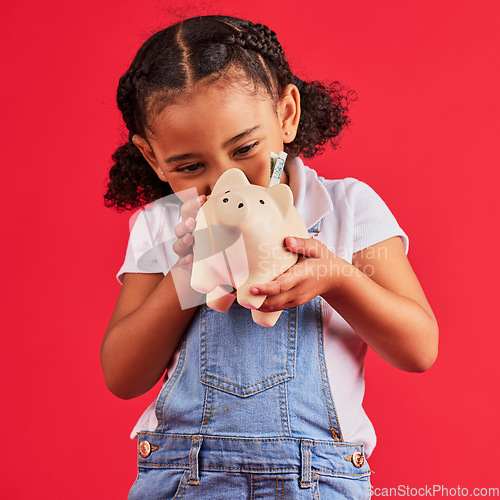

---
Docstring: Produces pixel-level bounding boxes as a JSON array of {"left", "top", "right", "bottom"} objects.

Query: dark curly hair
[{"left": 104, "top": 15, "right": 356, "bottom": 211}]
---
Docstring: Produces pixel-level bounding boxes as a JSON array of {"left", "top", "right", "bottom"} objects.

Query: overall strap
[{"left": 307, "top": 175, "right": 326, "bottom": 237}]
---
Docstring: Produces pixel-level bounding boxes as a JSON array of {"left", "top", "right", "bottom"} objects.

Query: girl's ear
[
  {"left": 132, "top": 134, "right": 166, "bottom": 181},
  {"left": 278, "top": 84, "right": 301, "bottom": 143}
]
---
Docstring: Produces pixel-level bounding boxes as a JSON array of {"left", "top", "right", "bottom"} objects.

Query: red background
[{"left": 2, "top": 0, "right": 499, "bottom": 497}]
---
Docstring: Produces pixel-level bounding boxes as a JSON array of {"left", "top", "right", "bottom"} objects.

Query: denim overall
[{"left": 129, "top": 220, "right": 372, "bottom": 499}]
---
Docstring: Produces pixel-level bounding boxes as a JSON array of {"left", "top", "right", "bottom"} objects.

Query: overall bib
[{"left": 128, "top": 293, "right": 372, "bottom": 499}]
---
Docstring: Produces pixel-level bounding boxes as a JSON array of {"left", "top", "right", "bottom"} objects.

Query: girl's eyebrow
[
  {"left": 164, "top": 125, "right": 262, "bottom": 164},
  {"left": 223, "top": 125, "right": 261, "bottom": 147}
]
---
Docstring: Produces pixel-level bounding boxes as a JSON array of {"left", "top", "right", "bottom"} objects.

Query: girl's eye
[
  {"left": 177, "top": 163, "right": 202, "bottom": 173},
  {"left": 175, "top": 142, "right": 258, "bottom": 173},
  {"left": 236, "top": 142, "right": 259, "bottom": 156}
]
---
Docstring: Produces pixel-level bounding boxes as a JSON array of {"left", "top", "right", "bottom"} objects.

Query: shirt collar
[{"left": 285, "top": 156, "right": 334, "bottom": 229}]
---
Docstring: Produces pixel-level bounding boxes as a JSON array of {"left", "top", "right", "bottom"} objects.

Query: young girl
[{"left": 101, "top": 14, "right": 438, "bottom": 499}]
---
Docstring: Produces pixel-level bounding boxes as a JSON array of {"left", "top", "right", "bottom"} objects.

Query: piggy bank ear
[
  {"left": 267, "top": 184, "right": 294, "bottom": 217},
  {"left": 212, "top": 168, "right": 250, "bottom": 195}
]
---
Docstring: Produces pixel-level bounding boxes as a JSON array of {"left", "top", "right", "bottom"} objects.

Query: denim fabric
[{"left": 129, "top": 297, "right": 371, "bottom": 499}]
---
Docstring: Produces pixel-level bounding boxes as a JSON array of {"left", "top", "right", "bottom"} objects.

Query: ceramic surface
[{"left": 190, "top": 169, "right": 309, "bottom": 327}]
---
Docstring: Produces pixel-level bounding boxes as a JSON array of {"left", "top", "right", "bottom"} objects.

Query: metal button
[
  {"left": 352, "top": 451, "right": 364, "bottom": 468},
  {"left": 139, "top": 440, "right": 152, "bottom": 458}
]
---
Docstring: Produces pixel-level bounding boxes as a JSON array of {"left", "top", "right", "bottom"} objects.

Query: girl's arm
[
  {"left": 101, "top": 196, "right": 206, "bottom": 399},
  {"left": 331, "top": 235, "right": 438, "bottom": 372},
  {"left": 100, "top": 270, "right": 197, "bottom": 399},
  {"left": 251, "top": 235, "right": 438, "bottom": 373}
]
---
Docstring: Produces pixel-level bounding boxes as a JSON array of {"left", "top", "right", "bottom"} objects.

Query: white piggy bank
[{"left": 190, "top": 168, "right": 309, "bottom": 327}]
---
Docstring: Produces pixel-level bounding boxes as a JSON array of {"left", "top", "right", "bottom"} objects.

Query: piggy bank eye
[
  {"left": 259, "top": 200, "right": 265, "bottom": 204},
  {"left": 223, "top": 198, "right": 229, "bottom": 203}
]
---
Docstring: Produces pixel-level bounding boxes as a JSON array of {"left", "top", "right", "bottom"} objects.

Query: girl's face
[{"left": 133, "top": 76, "right": 300, "bottom": 198}]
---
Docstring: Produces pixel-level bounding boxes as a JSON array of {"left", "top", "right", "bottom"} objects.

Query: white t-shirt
[{"left": 116, "top": 156, "right": 409, "bottom": 457}]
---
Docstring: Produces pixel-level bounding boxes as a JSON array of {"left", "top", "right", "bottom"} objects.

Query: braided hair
[{"left": 105, "top": 15, "right": 356, "bottom": 211}]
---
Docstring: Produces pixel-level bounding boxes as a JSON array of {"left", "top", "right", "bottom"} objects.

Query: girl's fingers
[
  {"left": 180, "top": 194, "right": 206, "bottom": 221},
  {"left": 176, "top": 195, "right": 205, "bottom": 239},
  {"left": 174, "top": 216, "right": 196, "bottom": 239},
  {"left": 177, "top": 253, "right": 193, "bottom": 272},
  {"left": 258, "top": 293, "right": 297, "bottom": 312},
  {"left": 285, "top": 236, "right": 323, "bottom": 258},
  {"left": 173, "top": 232, "right": 194, "bottom": 257},
  {"left": 250, "top": 271, "right": 296, "bottom": 297}
]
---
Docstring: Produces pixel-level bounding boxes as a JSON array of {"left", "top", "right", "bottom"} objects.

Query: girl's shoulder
[
  {"left": 127, "top": 194, "right": 183, "bottom": 236},
  {"left": 116, "top": 194, "right": 183, "bottom": 284},
  {"left": 321, "top": 175, "right": 380, "bottom": 199},
  {"left": 292, "top": 157, "right": 387, "bottom": 209},
  {"left": 318, "top": 174, "right": 394, "bottom": 216},
  {"left": 309, "top": 173, "right": 409, "bottom": 256}
]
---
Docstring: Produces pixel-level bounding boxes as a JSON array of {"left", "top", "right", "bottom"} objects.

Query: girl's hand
[
  {"left": 173, "top": 195, "right": 207, "bottom": 272},
  {"left": 249, "top": 236, "right": 348, "bottom": 311}
]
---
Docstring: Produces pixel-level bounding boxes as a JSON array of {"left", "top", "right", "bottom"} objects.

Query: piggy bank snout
[{"left": 215, "top": 193, "right": 249, "bottom": 225}]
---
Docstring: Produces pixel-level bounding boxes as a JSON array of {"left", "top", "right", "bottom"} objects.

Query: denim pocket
[
  {"left": 128, "top": 468, "right": 188, "bottom": 500},
  {"left": 317, "top": 472, "right": 371, "bottom": 500},
  {"left": 199, "top": 303, "right": 297, "bottom": 397}
]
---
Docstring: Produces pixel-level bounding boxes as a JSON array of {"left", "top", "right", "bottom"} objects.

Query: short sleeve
[
  {"left": 342, "top": 177, "right": 409, "bottom": 255},
  {"left": 115, "top": 197, "right": 182, "bottom": 285}
]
